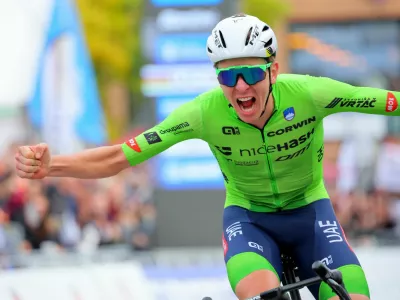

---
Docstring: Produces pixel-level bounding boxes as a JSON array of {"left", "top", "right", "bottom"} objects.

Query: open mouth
[{"left": 237, "top": 97, "right": 256, "bottom": 112}]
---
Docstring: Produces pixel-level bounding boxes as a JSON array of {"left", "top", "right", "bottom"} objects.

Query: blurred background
[{"left": 0, "top": 0, "right": 399, "bottom": 299}]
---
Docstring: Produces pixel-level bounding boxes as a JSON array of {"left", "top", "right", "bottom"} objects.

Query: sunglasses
[{"left": 216, "top": 63, "right": 272, "bottom": 87}]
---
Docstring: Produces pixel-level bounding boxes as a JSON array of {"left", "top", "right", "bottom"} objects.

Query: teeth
[
  {"left": 242, "top": 106, "right": 253, "bottom": 111},
  {"left": 237, "top": 97, "right": 253, "bottom": 102}
]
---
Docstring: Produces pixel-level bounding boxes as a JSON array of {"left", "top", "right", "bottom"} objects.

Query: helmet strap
[{"left": 259, "top": 69, "right": 273, "bottom": 118}]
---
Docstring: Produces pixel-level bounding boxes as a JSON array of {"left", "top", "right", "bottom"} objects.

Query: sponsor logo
[
  {"left": 226, "top": 222, "right": 242, "bottom": 241},
  {"left": 125, "top": 138, "right": 141, "bottom": 152},
  {"left": 227, "top": 159, "right": 259, "bottom": 166},
  {"left": 275, "top": 142, "right": 311, "bottom": 161},
  {"left": 231, "top": 13, "right": 247, "bottom": 18},
  {"left": 239, "top": 146, "right": 266, "bottom": 156},
  {"left": 248, "top": 241, "right": 263, "bottom": 252},
  {"left": 325, "top": 97, "right": 376, "bottom": 109},
  {"left": 173, "top": 128, "right": 194, "bottom": 134},
  {"left": 386, "top": 92, "right": 398, "bottom": 112},
  {"left": 248, "top": 25, "right": 260, "bottom": 46},
  {"left": 222, "top": 126, "right": 240, "bottom": 135},
  {"left": 144, "top": 132, "right": 162, "bottom": 145},
  {"left": 283, "top": 107, "right": 295, "bottom": 121},
  {"left": 216, "top": 128, "right": 315, "bottom": 159},
  {"left": 267, "top": 116, "right": 316, "bottom": 137},
  {"left": 317, "top": 144, "right": 324, "bottom": 162},
  {"left": 215, "top": 146, "right": 232, "bottom": 156},
  {"left": 160, "top": 122, "right": 192, "bottom": 135},
  {"left": 214, "top": 30, "right": 223, "bottom": 48},
  {"left": 231, "top": 14, "right": 247, "bottom": 24},
  {"left": 321, "top": 255, "right": 333, "bottom": 266},
  {"left": 242, "top": 128, "right": 315, "bottom": 156},
  {"left": 266, "top": 46, "right": 274, "bottom": 57},
  {"left": 318, "top": 220, "right": 343, "bottom": 244}
]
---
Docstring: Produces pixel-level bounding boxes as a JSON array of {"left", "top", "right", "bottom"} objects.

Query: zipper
[
  {"left": 234, "top": 110, "right": 280, "bottom": 208},
  {"left": 259, "top": 115, "right": 279, "bottom": 208},
  {"left": 260, "top": 128, "right": 280, "bottom": 211}
]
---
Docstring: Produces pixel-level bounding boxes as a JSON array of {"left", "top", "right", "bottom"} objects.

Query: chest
[{"left": 209, "top": 114, "right": 318, "bottom": 159}]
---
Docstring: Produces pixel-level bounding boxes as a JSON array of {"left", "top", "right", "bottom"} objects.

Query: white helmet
[{"left": 206, "top": 13, "right": 278, "bottom": 64}]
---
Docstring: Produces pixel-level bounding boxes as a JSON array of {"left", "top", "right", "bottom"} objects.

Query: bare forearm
[{"left": 48, "top": 145, "right": 129, "bottom": 178}]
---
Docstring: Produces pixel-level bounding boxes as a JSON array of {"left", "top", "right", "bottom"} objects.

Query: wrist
[
  {"left": 47, "top": 155, "right": 69, "bottom": 177},
  {"left": 47, "top": 157, "right": 55, "bottom": 176}
]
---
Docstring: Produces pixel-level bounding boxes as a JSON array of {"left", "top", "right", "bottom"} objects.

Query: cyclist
[{"left": 15, "top": 13, "right": 399, "bottom": 300}]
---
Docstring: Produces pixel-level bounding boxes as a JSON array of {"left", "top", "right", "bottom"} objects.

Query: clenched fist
[{"left": 15, "top": 143, "right": 51, "bottom": 179}]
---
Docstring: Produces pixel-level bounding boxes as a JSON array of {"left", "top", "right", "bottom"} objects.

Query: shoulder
[
  {"left": 274, "top": 74, "right": 321, "bottom": 101},
  {"left": 169, "top": 87, "right": 228, "bottom": 118},
  {"left": 275, "top": 73, "right": 311, "bottom": 88},
  {"left": 194, "top": 86, "right": 226, "bottom": 104},
  {"left": 188, "top": 86, "right": 229, "bottom": 111},
  {"left": 275, "top": 73, "right": 342, "bottom": 88}
]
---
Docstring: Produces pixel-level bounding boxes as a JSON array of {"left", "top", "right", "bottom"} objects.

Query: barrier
[
  {"left": 0, "top": 246, "right": 398, "bottom": 300},
  {"left": 0, "top": 262, "right": 155, "bottom": 300},
  {"left": 143, "top": 265, "right": 236, "bottom": 300}
]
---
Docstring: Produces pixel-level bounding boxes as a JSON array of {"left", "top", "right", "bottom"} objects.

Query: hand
[{"left": 15, "top": 143, "right": 51, "bottom": 179}]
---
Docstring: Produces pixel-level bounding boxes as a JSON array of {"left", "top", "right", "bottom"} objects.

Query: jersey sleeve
[
  {"left": 121, "top": 98, "right": 204, "bottom": 166},
  {"left": 306, "top": 75, "right": 400, "bottom": 118}
]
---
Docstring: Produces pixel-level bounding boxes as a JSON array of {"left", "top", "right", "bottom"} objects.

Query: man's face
[{"left": 217, "top": 57, "right": 279, "bottom": 124}]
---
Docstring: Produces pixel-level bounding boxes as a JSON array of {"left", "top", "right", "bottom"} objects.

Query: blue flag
[{"left": 28, "top": 0, "right": 106, "bottom": 152}]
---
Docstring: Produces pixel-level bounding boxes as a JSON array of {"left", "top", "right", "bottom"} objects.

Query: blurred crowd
[
  {"left": 0, "top": 142, "right": 156, "bottom": 265},
  {"left": 324, "top": 137, "right": 400, "bottom": 246}
]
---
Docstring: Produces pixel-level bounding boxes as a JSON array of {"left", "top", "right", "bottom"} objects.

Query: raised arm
[
  {"left": 15, "top": 99, "right": 203, "bottom": 179},
  {"left": 306, "top": 76, "right": 400, "bottom": 118}
]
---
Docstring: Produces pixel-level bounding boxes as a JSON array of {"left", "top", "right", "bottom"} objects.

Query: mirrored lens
[
  {"left": 217, "top": 67, "right": 266, "bottom": 87},
  {"left": 241, "top": 67, "right": 266, "bottom": 85},
  {"left": 217, "top": 70, "right": 237, "bottom": 87}
]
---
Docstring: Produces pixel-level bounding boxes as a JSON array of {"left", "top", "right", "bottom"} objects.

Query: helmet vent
[
  {"left": 263, "top": 38, "right": 273, "bottom": 48},
  {"left": 207, "top": 47, "right": 213, "bottom": 53},
  {"left": 219, "top": 31, "right": 227, "bottom": 48},
  {"left": 245, "top": 27, "right": 253, "bottom": 46},
  {"left": 262, "top": 25, "right": 270, "bottom": 32}
]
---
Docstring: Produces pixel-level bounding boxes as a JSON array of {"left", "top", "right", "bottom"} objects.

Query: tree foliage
[
  {"left": 75, "top": 0, "right": 144, "bottom": 140},
  {"left": 76, "top": 0, "right": 142, "bottom": 87}
]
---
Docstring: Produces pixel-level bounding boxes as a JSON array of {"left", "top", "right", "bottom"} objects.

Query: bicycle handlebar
[
  {"left": 244, "top": 260, "right": 351, "bottom": 300},
  {"left": 312, "top": 261, "right": 350, "bottom": 300},
  {"left": 312, "top": 261, "right": 343, "bottom": 284}
]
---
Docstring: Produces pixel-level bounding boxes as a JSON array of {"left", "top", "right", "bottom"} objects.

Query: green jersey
[{"left": 122, "top": 74, "right": 400, "bottom": 212}]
